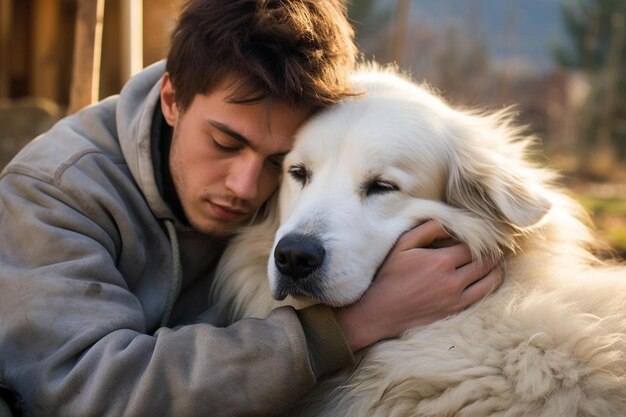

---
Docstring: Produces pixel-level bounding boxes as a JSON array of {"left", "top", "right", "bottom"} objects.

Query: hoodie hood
[{"left": 116, "top": 60, "right": 174, "bottom": 221}]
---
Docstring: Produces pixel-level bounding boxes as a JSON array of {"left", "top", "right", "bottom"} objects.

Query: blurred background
[{"left": 0, "top": 0, "right": 624, "bottom": 257}]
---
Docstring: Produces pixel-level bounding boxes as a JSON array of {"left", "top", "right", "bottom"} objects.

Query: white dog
[{"left": 211, "top": 66, "right": 626, "bottom": 416}]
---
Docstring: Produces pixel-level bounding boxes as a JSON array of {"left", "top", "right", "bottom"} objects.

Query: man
[{"left": 0, "top": 0, "right": 502, "bottom": 415}]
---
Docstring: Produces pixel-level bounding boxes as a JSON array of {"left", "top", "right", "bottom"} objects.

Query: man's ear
[{"left": 160, "top": 73, "right": 179, "bottom": 127}]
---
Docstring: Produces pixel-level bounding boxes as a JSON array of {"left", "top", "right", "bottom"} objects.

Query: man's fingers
[
  {"left": 439, "top": 243, "right": 473, "bottom": 268},
  {"left": 456, "top": 256, "right": 498, "bottom": 285},
  {"left": 459, "top": 264, "right": 503, "bottom": 307},
  {"left": 395, "top": 220, "right": 453, "bottom": 251}
]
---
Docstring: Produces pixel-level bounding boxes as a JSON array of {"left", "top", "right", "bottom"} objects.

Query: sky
[{"left": 397, "top": 0, "right": 569, "bottom": 73}]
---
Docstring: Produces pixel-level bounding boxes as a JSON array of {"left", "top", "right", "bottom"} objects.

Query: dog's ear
[{"left": 445, "top": 114, "right": 552, "bottom": 230}]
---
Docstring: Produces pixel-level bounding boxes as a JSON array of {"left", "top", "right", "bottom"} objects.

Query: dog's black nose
[{"left": 274, "top": 234, "right": 325, "bottom": 280}]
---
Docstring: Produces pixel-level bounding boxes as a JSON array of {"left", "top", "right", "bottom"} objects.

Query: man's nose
[{"left": 225, "top": 156, "right": 263, "bottom": 200}]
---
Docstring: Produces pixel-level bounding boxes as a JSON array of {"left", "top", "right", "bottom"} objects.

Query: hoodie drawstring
[{"left": 161, "top": 219, "right": 183, "bottom": 327}]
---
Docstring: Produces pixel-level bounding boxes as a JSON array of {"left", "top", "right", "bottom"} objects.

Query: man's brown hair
[{"left": 166, "top": 0, "right": 357, "bottom": 111}]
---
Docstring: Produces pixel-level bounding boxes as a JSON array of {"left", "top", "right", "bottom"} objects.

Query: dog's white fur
[{"left": 211, "top": 66, "right": 626, "bottom": 416}]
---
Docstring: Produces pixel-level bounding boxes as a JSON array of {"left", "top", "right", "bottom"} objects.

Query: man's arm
[{"left": 0, "top": 171, "right": 320, "bottom": 417}]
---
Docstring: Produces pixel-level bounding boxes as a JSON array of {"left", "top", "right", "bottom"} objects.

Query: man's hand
[{"left": 334, "top": 220, "right": 503, "bottom": 352}]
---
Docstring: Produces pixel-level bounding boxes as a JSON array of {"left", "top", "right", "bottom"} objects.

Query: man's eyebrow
[
  {"left": 208, "top": 120, "right": 291, "bottom": 157},
  {"left": 208, "top": 120, "right": 252, "bottom": 147}
]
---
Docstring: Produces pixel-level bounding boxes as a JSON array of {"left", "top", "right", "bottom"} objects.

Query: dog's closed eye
[
  {"left": 288, "top": 164, "right": 311, "bottom": 186},
  {"left": 362, "top": 178, "right": 400, "bottom": 197}
]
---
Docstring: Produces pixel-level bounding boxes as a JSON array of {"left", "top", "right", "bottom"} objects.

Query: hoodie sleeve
[
  {"left": 0, "top": 169, "right": 335, "bottom": 417},
  {"left": 296, "top": 304, "right": 354, "bottom": 377}
]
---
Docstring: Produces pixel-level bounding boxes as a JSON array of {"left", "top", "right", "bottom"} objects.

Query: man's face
[{"left": 161, "top": 74, "right": 311, "bottom": 237}]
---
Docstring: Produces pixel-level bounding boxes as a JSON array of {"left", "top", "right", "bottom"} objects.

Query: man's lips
[{"left": 207, "top": 201, "right": 249, "bottom": 220}]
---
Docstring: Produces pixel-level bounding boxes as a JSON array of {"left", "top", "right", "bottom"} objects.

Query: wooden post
[
  {"left": 32, "top": 0, "right": 63, "bottom": 101},
  {"left": 120, "top": 0, "right": 143, "bottom": 83},
  {"left": 143, "top": 0, "right": 179, "bottom": 66},
  {"left": 69, "top": 0, "right": 106, "bottom": 114},
  {"left": 0, "top": 0, "right": 11, "bottom": 98}
]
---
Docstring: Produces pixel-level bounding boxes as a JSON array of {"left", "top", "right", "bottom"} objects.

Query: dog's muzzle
[
  {"left": 272, "top": 233, "right": 327, "bottom": 301},
  {"left": 274, "top": 233, "right": 325, "bottom": 280}
]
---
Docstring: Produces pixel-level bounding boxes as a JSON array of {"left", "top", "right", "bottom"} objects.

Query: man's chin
[{"left": 190, "top": 217, "right": 249, "bottom": 238}]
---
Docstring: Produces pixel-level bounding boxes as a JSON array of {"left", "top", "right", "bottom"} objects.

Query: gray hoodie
[{"left": 0, "top": 61, "right": 353, "bottom": 417}]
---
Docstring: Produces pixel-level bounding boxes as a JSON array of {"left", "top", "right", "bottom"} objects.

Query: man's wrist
[{"left": 333, "top": 305, "right": 375, "bottom": 353}]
